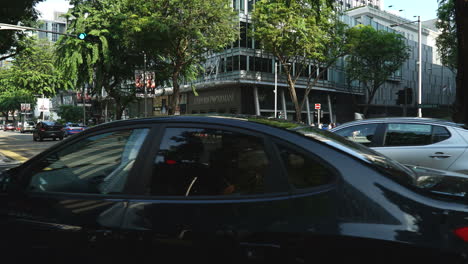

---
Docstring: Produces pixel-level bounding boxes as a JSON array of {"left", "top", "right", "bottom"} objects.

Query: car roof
[
  {"left": 89, "top": 114, "right": 307, "bottom": 134},
  {"left": 333, "top": 117, "right": 465, "bottom": 129}
]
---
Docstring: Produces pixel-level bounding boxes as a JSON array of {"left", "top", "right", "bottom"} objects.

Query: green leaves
[
  {"left": 345, "top": 25, "right": 410, "bottom": 111},
  {"left": 436, "top": 0, "right": 457, "bottom": 70}
]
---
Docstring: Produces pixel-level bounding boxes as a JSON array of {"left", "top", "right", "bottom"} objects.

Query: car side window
[
  {"left": 432, "top": 125, "right": 451, "bottom": 143},
  {"left": 333, "top": 124, "right": 379, "bottom": 147},
  {"left": 151, "top": 127, "right": 270, "bottom": 196},
  {"left": 384, "top": 123, "right": 432, "bottom": 146},
  {"left": 276, "top": 143, "right": 335, "bottom": 190},
  {"left": 28, "top": 128, "right": 149, "bottom": 194}
]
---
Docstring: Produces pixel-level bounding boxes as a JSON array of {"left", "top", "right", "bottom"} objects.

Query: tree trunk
[
  {"left": 169, "top": 70, "right": 181, "bottom": 115},
  {"left": 286, "top": 74, "right": 302, "bottom": 123},
  {"left": 454, "top": 0, "right": 468, "bottom": 124}
]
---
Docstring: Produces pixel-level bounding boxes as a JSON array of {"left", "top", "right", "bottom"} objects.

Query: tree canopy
[
  {"left": 0, "top": 37, "right": 66, "bottom": 121},
  {"left": 436, "top": 0, "right": 457, "bottom": 71},
  {"left": 345, "top": 25, "right": 410, "bottom": 116},
  {"left": 56, "top": 0, "right": 139, "bottom": 120},
  {"left": 251, "top": 0, "right": 348, "bottom": 123},
  {"left": 0, "top": 0, "right": 43, "bottom": 60},
  {"left": 123, "top": 0, "right": 238, "bottom": 115}
]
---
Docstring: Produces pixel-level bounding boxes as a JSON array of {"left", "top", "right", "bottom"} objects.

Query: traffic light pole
[{"left": 0, "top": 23, "right": 77, "bottom": 37}]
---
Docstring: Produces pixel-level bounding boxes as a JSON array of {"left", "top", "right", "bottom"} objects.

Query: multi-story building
[
  {"left": 37, "top": 11, "right": 67, "bottom": 42},
  {"left": 142, "top": 1, "right": 455, "bottom": 124}
]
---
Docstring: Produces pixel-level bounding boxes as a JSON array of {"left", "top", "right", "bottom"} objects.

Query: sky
[
  {"left": 35, "top": 0, "right": 440, "bottom": 21},
  {"left": 384, "top": 0, "right": 439, "bottom": 21},
  {"left": 35, "top": 0, "right": 72, "bottom": 20}
]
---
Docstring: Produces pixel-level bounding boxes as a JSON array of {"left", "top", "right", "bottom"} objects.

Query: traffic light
[
  {"left": 405, "top": 87, "right": 413, "bottom": 104},
  {"left": 396, "top": 88, "right": 413, "bottom": 105},
  {"left": 76, "top": 33, "right": 100, "bottom": 42},
  {"left": 396, "top": 89, "right": 405, "bottom": 105},
  {"left": 77, "top": 33, "right": 87, "bottom": 40}
]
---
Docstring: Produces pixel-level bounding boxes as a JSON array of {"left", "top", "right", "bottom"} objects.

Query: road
[{"left": 0, "top": 130, "right": 60, "bottom": 165}]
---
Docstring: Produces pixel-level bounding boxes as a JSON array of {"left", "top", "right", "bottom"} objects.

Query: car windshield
[{"left": 67, "top": 123, "right": 80, "bottom": 127}]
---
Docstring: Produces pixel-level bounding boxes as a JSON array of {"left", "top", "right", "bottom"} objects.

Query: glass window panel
[
  {"left": 152, "top": 128, "right": 270, "bottom": 196},
  {"left": 28, "top": 129, "right": 149, "bottom": 194},
  {"left": 385, "top": 124, "right": 432, "bottom": 146}
]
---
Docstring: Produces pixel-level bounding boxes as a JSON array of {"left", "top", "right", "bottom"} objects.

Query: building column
[
  {"left": 253, "top": 86, "right": 261, "bottom": 116},
  {"left": 306, "top": 95, "right": 311, "bottom": 125},
  {"left": 327, "top": 94, "right": 333, "bottom": 124},
  {"left": 281, "top": 89, "right": 287, "bottom": 120}
]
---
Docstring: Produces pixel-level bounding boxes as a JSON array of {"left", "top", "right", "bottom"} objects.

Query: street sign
[
  {"left": 314, "top": 103, "right": 321, "bottom": 110},
  {"left": 417, "top": 104, "right": 438, "bottom": 109},
  {"left": 20, "top": 103, "right": 31, "bottom": 111}
]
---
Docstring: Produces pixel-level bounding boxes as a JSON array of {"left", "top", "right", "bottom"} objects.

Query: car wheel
[
  {"left": 53, "top": 137, "right": 56, "bottom": 141},
  {"left": 39, "top": 136, "right": 43, "bottom": 141},
  {"left": 33, "top": 136, "right": 37, "bottom": 141},
  {"left": 59, "top": 137, "right": 63, "bottom": 140}
]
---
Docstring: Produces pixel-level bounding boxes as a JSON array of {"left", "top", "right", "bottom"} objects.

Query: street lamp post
[
  {"left": 274, "top": 62, "right": 290, "bottom": 119},
  {"left": 390, "top": 16, "right": 422, "bottom": 117},
  {"left": 274, "top": 62, "right": 278, "bottom": 118},
  {"left": 417, "top": 15, "right": 422, "bottom": 118},
  {"left": 143, "top": 52, "right": 147, "bottom": 118}
]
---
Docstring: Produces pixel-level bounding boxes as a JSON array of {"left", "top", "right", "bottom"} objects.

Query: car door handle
[{"left": 430, "top": 152, "right": 452, "bottom": 159}]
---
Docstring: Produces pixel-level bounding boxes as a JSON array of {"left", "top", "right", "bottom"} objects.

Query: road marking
[{"left": 0, "top": 150, "right": 28, "bottom": 162}]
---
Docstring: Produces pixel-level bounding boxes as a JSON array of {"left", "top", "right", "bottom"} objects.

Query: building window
[{"left": 240, "top": 55, "right": 247, "bottom": 70}]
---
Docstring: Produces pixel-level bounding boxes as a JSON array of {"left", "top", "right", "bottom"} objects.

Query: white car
[
  {"left": 331, "top": 117, "right": 468, "bottom": 175},
  {"left": 20, "top": 121, "right": 35, "bottom": 133}
]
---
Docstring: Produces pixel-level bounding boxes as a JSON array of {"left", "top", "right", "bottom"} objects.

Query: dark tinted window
[
  {"left": 432, "top": 125, "right": 451, "bottom": 143},
  {"left": 384, "top": 123, "right": 432, "bottom": 146},
  {"left": 151, "top": 128, "right": 270, "bottom": 196},
  {"left": 28, "top": 129, "right": 149, "bottom": 194},
  {"left": 334, "top": 124, "right": 379, "bottom": 147},
  {"left": 277, "top": 143, "right": 334, "bottom": 189}
]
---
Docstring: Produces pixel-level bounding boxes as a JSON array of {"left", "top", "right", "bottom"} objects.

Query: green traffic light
[{"left": 77, "top": 33, "right": 87, "bottom": 40}]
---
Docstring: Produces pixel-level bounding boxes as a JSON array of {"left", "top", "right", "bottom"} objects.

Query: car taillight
[
  {"left": 40, "top": 128, "right": 45, "bottom": 131},
  {"left": 454, "top": 227, "right": 468, "bottom": 242}
]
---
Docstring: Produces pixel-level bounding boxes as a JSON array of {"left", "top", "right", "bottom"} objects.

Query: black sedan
[
  {"left": 32, "top": 121, "right": 65, "bottom": 141},
  {"left": 1, "top": 115, "right": 468, "bottom": 264}
]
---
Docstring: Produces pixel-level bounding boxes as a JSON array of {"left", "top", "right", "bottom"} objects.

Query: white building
[
  {"left": 345, "top": 6, "right": 455, "bottom": 110},
  {"left": 36, "top": 11, "right": 67, "bottom": 42}
]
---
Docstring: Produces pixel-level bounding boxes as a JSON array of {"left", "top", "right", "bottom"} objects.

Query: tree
[
  {"left": 56, "top": 0, "right": 139, "bottom": 120},
  {"left": 124, "top": 0, "right": 238, "bottom": 115},
  {"left": 0, "top": 0, "right": 43, "bottom": 60},
  {"left": 0, "top": 89, "right": 35, "bottom": 123},
  {"left": 345, "top": 25, "right": 410, "bottom": 116},
  {"left": 56, "top": 105, "right": 83, "bottom": 123},
  {"left": 436, "top": 0, "right": 457, "bottom": 71},
  {"left": 452, "top": 0, "right": 468, "bottom": 124},
  {"left": 0, "top": 37, "right": 65, "bottom": 121},
  {"left": 251, "top": 0, "right": 349, "bottom": 123}
]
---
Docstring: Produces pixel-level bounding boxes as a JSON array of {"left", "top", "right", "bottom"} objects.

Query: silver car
[
  {"left": 20, "top": 121, "right": 35, "bottom": 133},
  {"left": 331, "top": 117, "right": 468, "bottom": 174}
]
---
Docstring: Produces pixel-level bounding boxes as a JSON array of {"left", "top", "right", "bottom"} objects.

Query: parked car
[
  {"left": 64, "top": 122, "right": 87, "bottom": 137},
  {"left": 2, "top": 115, "right": 468, "bottom": 263},
  {"left": 20, "top": 121, "right": 35, "bottom": 133},
  {"left": 330, "top": 117, "right": 468, "bottom": 175},
  {"left": 32, "top": 121, "right": 65, "bottom": 141},
  {"left": 3, "top": 123, "right": 15, "bottom": 131}
]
